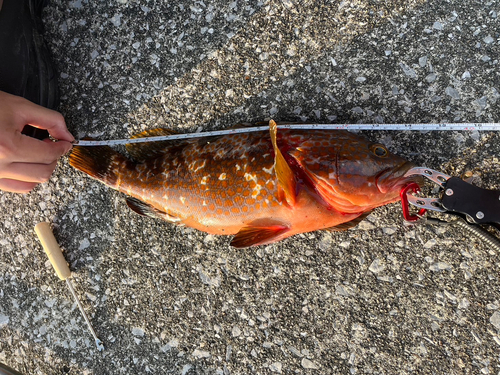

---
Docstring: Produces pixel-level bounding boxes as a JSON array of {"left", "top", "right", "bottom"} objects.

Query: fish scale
[
  {"left": 69, "top": 122, "right": 421, "bottom": 247},
  {"left": 165, "top": 133, "right": 278, "bottom": 225}
]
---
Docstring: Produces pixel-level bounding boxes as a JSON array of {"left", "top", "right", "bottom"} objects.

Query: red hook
[{"left": 400, "top": 182, "right": 426, "bottom": 222}]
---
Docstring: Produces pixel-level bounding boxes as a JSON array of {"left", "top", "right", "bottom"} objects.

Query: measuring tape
[{"left": 74, "top": 122, "right": 500, "bottom": 146}]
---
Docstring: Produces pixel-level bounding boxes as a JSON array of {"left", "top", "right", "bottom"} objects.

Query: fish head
[{"left": 331, "top": 137, "right": 423, "bottom": 210}]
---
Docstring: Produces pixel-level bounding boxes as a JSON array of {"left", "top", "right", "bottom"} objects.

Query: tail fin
[{"left": 69, "top": 146, "right": 127, "bottom": 189}]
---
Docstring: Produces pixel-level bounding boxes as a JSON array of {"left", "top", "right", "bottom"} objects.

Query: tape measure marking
[{"left": 74, "top": 122, "right": 500, "bottom": 146}]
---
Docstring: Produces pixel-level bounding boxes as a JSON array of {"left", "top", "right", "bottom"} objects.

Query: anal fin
[
  {"left": 269, "top": 120, "right": 296, "bottom": 206},
  {"left": 126, "top": 197, "right": 181, "bottom": 223},
  {"left": 230, "top": 220, "right": 290, "bottom": 248}
]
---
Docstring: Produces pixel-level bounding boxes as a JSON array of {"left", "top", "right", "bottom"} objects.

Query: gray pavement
[{"left": 1, "top": 0, "right": 500, "bottom": 374}]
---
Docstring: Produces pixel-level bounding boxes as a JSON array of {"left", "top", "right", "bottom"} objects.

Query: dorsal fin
[
  {"left": 126, "top": 128, "right": 178, "bottom": 162},
  {"left": 253, "top": 120, "right": 270, "bottom": 127},
  {"left": 254, "top": 121, "right": 300, "bottom": 127},
  {"left": 228, "top": 122, "right": 255, "bottom": 129},
  {"left": 269, "top": 120, "right": 296, "bottom": 206}
]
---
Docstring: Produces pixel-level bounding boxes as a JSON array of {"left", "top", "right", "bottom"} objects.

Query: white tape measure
[{"left": 74, "top": 122, "right": 500, "bottom": 146}]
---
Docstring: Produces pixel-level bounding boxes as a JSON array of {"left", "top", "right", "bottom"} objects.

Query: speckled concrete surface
[{"left": 1, "top": 0, "right": 500, "bottom": 374}]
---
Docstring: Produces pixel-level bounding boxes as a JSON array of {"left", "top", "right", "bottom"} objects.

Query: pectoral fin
[
  {"left": 231, "top": 220, "right": 290, "bottom": 248},
  {"left": 269, "top": 120, "right": 296, "bottom": 206}
]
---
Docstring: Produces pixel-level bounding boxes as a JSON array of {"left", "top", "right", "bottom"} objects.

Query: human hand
[{"left": 0, "top": 91, "right": 74, "bottom": 194}]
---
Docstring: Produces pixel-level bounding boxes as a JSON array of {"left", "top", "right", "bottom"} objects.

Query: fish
[{"left": 69, "top": 120, "right": 420, "bottom": 248}]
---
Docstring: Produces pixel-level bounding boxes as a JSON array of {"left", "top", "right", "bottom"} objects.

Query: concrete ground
[{"left": 1, "top": 0, "right": 500, "bottom": 374}]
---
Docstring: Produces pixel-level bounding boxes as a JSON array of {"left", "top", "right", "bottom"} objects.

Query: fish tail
[{"left": 69, "top": 146, "right": 127, "bottom": 189}]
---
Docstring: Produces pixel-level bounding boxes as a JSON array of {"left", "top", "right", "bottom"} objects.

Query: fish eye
[{"left": 371, "top": 144, "right": 388, "bottom": 157}]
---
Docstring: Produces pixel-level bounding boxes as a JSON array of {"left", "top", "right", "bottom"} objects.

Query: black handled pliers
[{"left": 401, "top": 167, "right": 500, "bottom": 225}]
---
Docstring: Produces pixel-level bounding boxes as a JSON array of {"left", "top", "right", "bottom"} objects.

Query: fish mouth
[{"left": 376, "top": 162, "right": 424, "bottom": 193}]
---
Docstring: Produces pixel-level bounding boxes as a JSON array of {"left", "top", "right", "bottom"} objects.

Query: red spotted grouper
[{"left": 69, "top": 121, "right": 419, "bottom": 247}]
